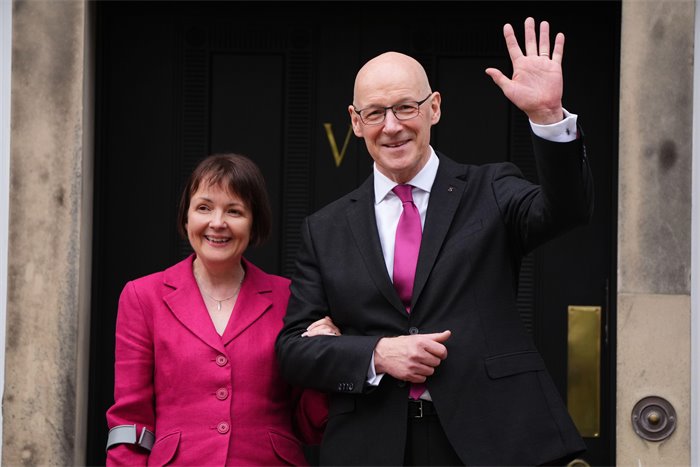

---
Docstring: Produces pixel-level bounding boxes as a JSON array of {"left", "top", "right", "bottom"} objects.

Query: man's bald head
[{"left": 353, "top": 51, "right": 432, "bottom": 106}]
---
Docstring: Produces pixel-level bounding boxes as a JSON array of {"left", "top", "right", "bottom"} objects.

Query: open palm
[{"left": 486, "top": 17, "right": 565, "bottom": 125}]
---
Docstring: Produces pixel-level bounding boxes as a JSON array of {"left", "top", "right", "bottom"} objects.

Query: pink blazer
[{"left": 106, "top": 255, "right": 327, "bottom": 466}]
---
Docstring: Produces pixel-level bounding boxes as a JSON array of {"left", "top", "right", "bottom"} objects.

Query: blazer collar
[{"left": 162, "top": 255, "right": 273, "bottom": 351}]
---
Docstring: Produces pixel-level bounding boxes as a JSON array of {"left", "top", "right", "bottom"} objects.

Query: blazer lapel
[
  {"left": 162, "top": 255, "right": 227, "bottom": 353},
  {"left": 412, "top": 155, "right": 467, "bottom": 307},
  {"left": 346, "top": 176, "right": 407, "bottom": 314},
  {"left": 221, "top": 259, "right": 273, "bottom": 346}
]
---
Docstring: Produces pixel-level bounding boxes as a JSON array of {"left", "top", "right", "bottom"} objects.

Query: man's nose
[{"left": 382, "top": 109, "right": 403, "bottom": 131}]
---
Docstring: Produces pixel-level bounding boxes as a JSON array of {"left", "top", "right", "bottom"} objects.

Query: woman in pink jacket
[{"left": 106, "top": 153, "right": 337, "bottom": 466}]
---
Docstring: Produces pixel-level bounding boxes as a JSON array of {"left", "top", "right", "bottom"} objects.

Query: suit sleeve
[
  {"left": 105, "top": 281, "right": 155, "bottom": 466},
  {"left": 493, "top": 127, "right": 594, "bottom": 255},
  {"left": 275, "top": 216, "right": 380, "bottom": 394}
]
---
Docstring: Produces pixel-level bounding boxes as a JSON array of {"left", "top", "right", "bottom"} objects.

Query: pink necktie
[{"left": 392, "top": 184, "right": 425, "bottom": 400}]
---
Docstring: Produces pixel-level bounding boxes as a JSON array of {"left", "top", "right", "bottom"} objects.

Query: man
[{"left": 276, "top": 17, "right": 590, "bottom": 466}]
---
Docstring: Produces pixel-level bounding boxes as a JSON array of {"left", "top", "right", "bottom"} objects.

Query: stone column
[
  {"left": 4, "top": 0, "right": 92, "bottom": 465},
  {"left": 617, "top": 0, "right": 693, "bottom": 464}
]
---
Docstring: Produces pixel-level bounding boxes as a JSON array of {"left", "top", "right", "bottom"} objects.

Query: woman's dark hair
[{"left": 177, "top": 153, "right": 272, "bottom": 247}]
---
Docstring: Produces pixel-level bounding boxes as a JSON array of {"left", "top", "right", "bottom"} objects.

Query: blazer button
[
  {"left": 397, "top": 381, "right": 406, "bottom": 388},
  {"left": 217, "top": 422, "right": 230, "bottom": 434},
  {"left": 216, "top": 388, "right": 229, "bottom": 400},
  {"left": 408, "top": 327, "right": 419, "bottom": 335},
  {"left": 215, "top": 355, "right": 228, "bottom": 366}
]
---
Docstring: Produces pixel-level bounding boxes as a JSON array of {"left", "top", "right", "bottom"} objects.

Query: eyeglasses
[{"left": 352, "top": 93, "right": 433, "bottom": 125}]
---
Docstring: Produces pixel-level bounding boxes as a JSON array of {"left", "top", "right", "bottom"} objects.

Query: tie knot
[{"left": 393, "top": 184, "right": 414, "bottom": 203}]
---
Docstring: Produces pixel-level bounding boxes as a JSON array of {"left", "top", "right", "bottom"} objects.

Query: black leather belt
[{"left": 408, "top": 399, "right": 437, "bottom": 418}]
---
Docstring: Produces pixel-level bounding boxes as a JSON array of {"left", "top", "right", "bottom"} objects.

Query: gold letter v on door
[{"left": 323, "top": 123, "right": 353, "bottom": 168}]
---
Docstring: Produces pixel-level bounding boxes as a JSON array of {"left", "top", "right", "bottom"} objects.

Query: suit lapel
[
  {"left": 162, "top": 256, "right": 227, "bottom": 353},
  {"left": 346, "top": 176, "right": 407, "bottom": 314},
  {"left": 412, "top": 155, "right": 467, "bottom": 308}
]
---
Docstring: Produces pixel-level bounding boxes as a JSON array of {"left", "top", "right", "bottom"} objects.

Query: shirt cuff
[
  {"left": 529, "top": 108, "right": 578, "bottom": 143},
  {"left": 366, "top": 353, "right": 384, "bottom": 386}
]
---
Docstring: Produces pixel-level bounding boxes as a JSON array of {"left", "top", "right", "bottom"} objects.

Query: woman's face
[{"left": 186, "top": 182, "right": 252, "bottom": 268}]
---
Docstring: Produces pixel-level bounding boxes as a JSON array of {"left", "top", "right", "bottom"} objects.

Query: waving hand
[{"left": 486, "top": 17, "right": 565, "bottom": 125}]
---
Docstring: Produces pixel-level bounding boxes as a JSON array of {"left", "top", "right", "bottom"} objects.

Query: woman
[{"left": 106, "top": 153, "right": 338, "bottom": 466}]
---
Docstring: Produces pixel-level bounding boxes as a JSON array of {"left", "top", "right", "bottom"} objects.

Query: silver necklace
[{"left": 197, "top": 266, "right": 246, "bottom": 311}]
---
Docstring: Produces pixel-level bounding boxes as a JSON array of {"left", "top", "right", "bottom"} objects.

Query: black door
[{"left": 88, "top": 2, "right": 619, "bottom": 465}]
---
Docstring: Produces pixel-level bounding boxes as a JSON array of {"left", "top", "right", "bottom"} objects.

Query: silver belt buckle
[{"left": 413, "top": 400, "right": 423, "bottom": 418}]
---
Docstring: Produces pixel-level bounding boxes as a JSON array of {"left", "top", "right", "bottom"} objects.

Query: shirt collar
[{"left": 374, "top": 147, "right": 439, "bottom": 204}]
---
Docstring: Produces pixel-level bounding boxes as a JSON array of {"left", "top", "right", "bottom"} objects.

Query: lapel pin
[{"left": 448, "top": 186, "right": 454, "bottom": 192}]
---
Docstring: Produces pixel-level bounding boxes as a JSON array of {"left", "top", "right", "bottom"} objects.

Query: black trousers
[
  {"left": 402, "top": 400, "right": 580, "bottom": 467},
  {"left": 403, "top": 400, "right": 463, "bottom": 466}
]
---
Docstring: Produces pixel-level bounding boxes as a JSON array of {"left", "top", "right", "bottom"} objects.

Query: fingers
[
  {"left": 502, "top": 22, "right": 523, "bottom": 63},
  {"left": 431, "top": 330, "right": 452, "bottom": 343},
  {"left": 305, "top": 316, "right": 329, "bottom": 332},
  {"left": 373, "top": 333, "right": 449, "bottom": 380},
  {"left": 420, "top": 333, "right": 450, "bottom": 361},
  {"left": 504, "top": 17, "right": 563, "bottom": 61},
  {"left": 538, "top": 20, "right": 550, "bottom": 57},
  {"left": 408, "top": 363, "right": 438, "bottom": 382},
  {"left": 301, "top": 326, "right": 338, "bottom": 337},
  {"left": 301, "top": 316, "right": 341, "bottom": 337},
  {"left": 484, "top": 67, "right": 509, "bottom": 90},
  {"left": 541, "top": 21, "right": 565, "bottom": 63},
  {"left": 302, "top": 328, "right": 337, "bottom": 337},
  {"left": 403, "top": 333, "right": 450, "bottom": 382},
  {"left": 552, "top": 32, "right": 565, "bottom": 64},
  {"left": 523, "top": 17, "right": 537, "bottom": 56}
]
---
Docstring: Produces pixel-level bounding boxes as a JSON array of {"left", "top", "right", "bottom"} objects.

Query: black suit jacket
[{"left": 276, "top": 132, "right": 592, "bottom": 465}]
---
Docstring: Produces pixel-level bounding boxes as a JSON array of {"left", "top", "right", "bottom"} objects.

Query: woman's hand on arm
[{"left": 301, "top": 315, "right": 341, "bottom": 337}]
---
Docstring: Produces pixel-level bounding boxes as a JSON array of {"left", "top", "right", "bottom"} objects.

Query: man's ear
[
  {"left": 348, "top": 106, "right": 363, "bottom": 137},
  {"left": 430, "top": 92, "right": 442, "bottom": 125}
]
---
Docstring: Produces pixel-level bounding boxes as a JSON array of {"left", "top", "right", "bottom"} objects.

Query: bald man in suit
[{"left": 276, "top": 17, "right": 590, "bottom": 466}]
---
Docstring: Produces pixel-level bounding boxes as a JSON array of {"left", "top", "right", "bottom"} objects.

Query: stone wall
[
  {"left": 4, "top": 0, "right": 92, "bottom": 465},
  {"left": 617, "top": 0, "right": 694, "bottom": 464}
]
